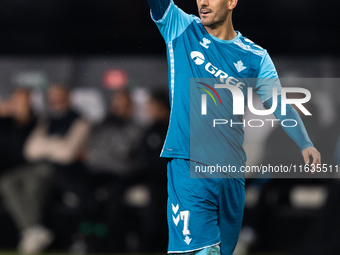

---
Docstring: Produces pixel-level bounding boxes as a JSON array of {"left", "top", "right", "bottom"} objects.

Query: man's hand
[{"left": 302, "top": 147, "right": 321, "bottom": 167}]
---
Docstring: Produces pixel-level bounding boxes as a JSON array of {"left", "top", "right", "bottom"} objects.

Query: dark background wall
[{"left": 0, "top": 0, "right": 339, "bottom": 56}]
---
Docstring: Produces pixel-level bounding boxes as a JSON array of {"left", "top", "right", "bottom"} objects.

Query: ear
[{"left": 229, "top": 0, "right": 238, "bottom": 10}]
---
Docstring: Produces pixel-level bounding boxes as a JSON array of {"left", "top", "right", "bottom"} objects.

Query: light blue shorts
[{"left": 167, "top": 158, "right": 245, "bottom": 255}]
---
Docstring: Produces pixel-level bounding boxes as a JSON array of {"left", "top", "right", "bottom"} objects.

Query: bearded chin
[{"left": 200, "top": 18, "right": 212, "bottom": 26}]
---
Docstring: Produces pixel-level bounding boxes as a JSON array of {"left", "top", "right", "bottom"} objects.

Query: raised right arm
[
  {"left": 147, "top": 0, "right": 170, "bottom": 20},
  {"left": 147, "top": 0, "right": 194, "bottom": 43}
]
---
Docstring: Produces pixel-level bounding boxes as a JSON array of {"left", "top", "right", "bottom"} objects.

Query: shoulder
[
  {"left": 232, "top": 33, "right": 273, "bottom": 76},
  {"left": 233, "top": 34, "right": 267, "bottom": 59}
]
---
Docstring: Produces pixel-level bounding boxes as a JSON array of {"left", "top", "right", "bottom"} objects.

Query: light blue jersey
[
  {"left": 148, "top": 0, "right": 314, "bottom": 253},
  {"left": 153, "top": 1, "right": 281, "bottom": 183}
]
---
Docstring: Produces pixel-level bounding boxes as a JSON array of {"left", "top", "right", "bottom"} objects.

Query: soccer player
[{"left": 146, "top": 0, "right": 321, "bottom": 254}]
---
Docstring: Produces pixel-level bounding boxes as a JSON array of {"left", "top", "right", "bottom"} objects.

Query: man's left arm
[
  {"left": 263, "top": 96, "right": 321, "bottom": 165},
  {"left": 255, "top": 53, "right": 321, "bottom": 166}
]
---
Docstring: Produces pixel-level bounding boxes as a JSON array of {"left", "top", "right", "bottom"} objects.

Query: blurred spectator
[
  {"left": 0, "top": 88, "right": 53, "bottom": 254},
  {"left": 290, "top": 107, "right": 340, "bottom": 255},
  {"left": 134, "top": 90, "right": 169, "bottom": 252},
  {"left": 23, "top": 84, "right": 91, "bottom": 252},
  {"left": 25, "top": 85, "right": 90, "bottom": 166},
  {"left": 80, "top": 89, "right": 143, "bottom": 253},
  {"left": 86, "top": 89, "right": 142, "bottom": 176},
  {"left": 141, "top": 90, "right": 170, "bottom": 172},
  {"left": 235, "top": 94, "right": 322, "bottom": 255}
]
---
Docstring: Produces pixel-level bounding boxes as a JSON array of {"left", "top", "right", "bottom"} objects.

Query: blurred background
[{"left": 0, "top": 0, "right": 339, "bottom": 255}]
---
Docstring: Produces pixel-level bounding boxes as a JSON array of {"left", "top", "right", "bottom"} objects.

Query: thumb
[{"left": 303, "top": 150, "right": 310, "bottom": 164}]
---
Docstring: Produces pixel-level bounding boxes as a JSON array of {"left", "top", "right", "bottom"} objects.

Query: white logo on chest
[
  {"left": 199, "top": 38, "right": 211, "bottom": 49},
  {"left": 234, "top": 60, "right": 247, "bottom": 72}
]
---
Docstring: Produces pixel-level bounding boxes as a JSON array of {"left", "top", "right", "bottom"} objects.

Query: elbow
[
  {"left": 24, "top": 142, "right": 43, "bottom": 162},
  {"left": 50, "top": 150, "right": 78, "bottom": 165}
]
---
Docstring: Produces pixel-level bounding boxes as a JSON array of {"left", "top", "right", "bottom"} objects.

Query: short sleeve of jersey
[
  {"left": 255, "top": 52, "right": 282, "bottom": 102},
  {"left": 151, "top": 0, "right": 194, "bottom": 43}
]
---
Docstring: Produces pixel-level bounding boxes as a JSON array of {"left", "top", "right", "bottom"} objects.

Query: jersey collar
[{"left": 206, "top": 30, "right": 241, "bottom": 44}]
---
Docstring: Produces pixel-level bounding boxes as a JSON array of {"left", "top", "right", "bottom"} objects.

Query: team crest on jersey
[
  {"left": 199, "top": 38, "right": 211, "bottom": 49},
  {"left": 234, "top": 60, "right": 247, "bottom": 72}
]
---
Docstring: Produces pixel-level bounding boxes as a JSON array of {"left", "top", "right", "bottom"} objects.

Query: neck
[{"left": 204, "top": 16, "right": 237, "bottom": 41}]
